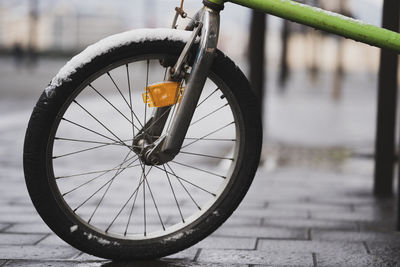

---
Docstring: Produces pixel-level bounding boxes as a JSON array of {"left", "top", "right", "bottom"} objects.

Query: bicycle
[{"left": 23, "top": 0, "right": 400, "bottom": 260}]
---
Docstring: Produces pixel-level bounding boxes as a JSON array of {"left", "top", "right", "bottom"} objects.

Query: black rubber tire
[{"left": 23, "top": 38, "right": 262, "bottom": 260}]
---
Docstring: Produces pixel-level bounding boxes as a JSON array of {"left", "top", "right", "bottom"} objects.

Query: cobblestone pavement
[
  {"left": 1, "top": 58, "right": 400, "bottom": 266},
  {"left": 1, "top": 109, "right": 399, "bottom": 266}
]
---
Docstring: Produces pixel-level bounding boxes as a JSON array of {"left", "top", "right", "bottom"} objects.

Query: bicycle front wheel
[{"left": 24, "top": 30, "right": 262, "bottom": 260}]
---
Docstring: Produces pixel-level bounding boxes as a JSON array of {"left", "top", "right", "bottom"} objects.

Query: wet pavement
[{"left": 1, "top": 57, "right": 400, "bottom": 266}]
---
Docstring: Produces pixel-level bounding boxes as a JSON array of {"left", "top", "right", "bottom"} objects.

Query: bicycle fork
[{"left": 135, "top": 6, "right": 220, "bottom": 165}]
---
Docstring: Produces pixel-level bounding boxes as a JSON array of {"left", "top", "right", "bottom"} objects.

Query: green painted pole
[{"left": 223, "top": 0, "right": 400, "bottom": 52}]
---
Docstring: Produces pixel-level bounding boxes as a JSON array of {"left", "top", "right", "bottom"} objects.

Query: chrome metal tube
[{"left": 148, "top": 6, "right": 220, "bottom": 163}]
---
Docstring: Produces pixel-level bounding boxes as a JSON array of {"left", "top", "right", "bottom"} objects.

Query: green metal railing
[{"left": 209, "top": 0, "right": 400, "bottom": 52}]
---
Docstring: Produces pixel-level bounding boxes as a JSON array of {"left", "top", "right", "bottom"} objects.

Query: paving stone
[
  {"left": 163, "top": 247, "right": 198, "bottom": 261},
  {"left": 3, "top": 199, "right": 32, "bottom": 206},
  {"left": 236, "top": 202, "right": 266, "bottom": 209},
  {"left": 178, "top": 263, "right": 248, "bottom": 267},
  {"left": 257, "top": 240, "right": 366, "bottom": 255},
  {"left": 197, "top": 249, "right": 313, "bottom": 266},
  {"left": 1, "top": 94, "right": 399, "bottom": 267},
  {"left": 0, "top": 214, "right": 43, "bottom": 224},
  {"left": 222, "top": 216, "right": 262, "bottom": 227},
  {"left": 0, "top": 233, "right": 45, "bottom": 245},
  {"left": 262, "top": 218, "right": 357, "bottom": 230},
  {"left": 311, "top": 229, "right": 400, "bottom": 243},
  {"left": 0, "top": 245, "right": 80, "bottom": 260},
  {"left": 307, "top": 195, "right": 378, "bottom": 206},
  {"left": 0, "top": 204, "right": 37, "bottom": 213},
  {"left": 233, "top": 208, "right": 308, "bottom": 219},
  {"left": 315, "top": 252, "right": 400, "bottom": 267},
  {"left": 76, "top": 248, "right": 200, "bottom": 262},
  {"left": 36, "top": 235, "right": 68, "bottom": 246},
  {"left": 5, "top": 224, "right": 52, "bottom": 234},
  {"left": 358, "top": 220, "right": 397, "bottom": 232},
  {"left": 194, "top": 236, "right": 256, "bottom": 249},
  {"left": 310, "top": 210, "right": 387, "bottom": 222},
  {"left": 353, "top": 202, "right": 396, "bottom": 214},
  {"left": 72, "top": 253, "right": 109, "bottom": 262},
  {"left": 100, "top": 259, "right": 246, "bottom": 267},
  {"left": 213, "top": 226, "right": 307, "bottom": 240},
  {"left": 3, "top": 260, "right": 104, "bottom": 267},
  {"left": 367, "top": 241, "right": 400, "bottom": 260},
  {"left": 245, "top": 189, "right": 312, "bottom": 203},
  {"left": 267, "top": 202, "right": 352, "bottom": 213},
  {"left": 0, "top": 224, "right": 10, "bottom": 231}
]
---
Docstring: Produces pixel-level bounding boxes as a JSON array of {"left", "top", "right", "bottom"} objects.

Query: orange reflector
[{"left": 142, "top": 82, "right": 183, "bottom": 108}]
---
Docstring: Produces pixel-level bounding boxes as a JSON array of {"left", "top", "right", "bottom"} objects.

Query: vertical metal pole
[
  {"left": 279, "top": 20, "right": 290, "bottom": 90},
  {"left": 398, "top": 168, "right": 400, "bottom": 230},
  {"left": 249, "top": 10, "right": 266, "bottom": 115},
  {"left": 373, "top": 0, "right": 400, "bottom": 197}
]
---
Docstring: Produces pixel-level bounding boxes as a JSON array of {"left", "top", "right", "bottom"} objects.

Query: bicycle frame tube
[{"left": 210, "top": 0, "right": 400, "bottom": 52}]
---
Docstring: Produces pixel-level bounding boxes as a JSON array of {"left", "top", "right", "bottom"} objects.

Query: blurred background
[{"left": 0, "top": 0, "right": 394, "bottom": 173}]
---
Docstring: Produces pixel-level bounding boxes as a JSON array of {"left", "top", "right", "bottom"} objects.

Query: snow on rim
[{"left": 45, "top": 28, "right": 193, "bottom": 96}]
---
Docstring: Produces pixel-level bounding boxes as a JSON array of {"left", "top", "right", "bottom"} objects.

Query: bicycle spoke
[
  {"left": 171, "top": 161, "right": 226, "bottom": 179},
  {"left": 182, "top": 121, "right": 235, "bottom": 149},
  {"left": 126, "top": 64, "right": 136, "bottom": 138},
  {"left": 55, "top": 137, "right": 134, "bottom": 146},
  {"left": 88, "top": 151, "right": 135, "bottom": 223},
  {"left": 89, "top": 84, "right": 141, "bottom": 132},
  {"left": 105, "top": 167, "right": 153, "bottom": 233},
  {"left": 107, "top": 72, "right": 144, "bottom": 128},
  {"left": 53, "top": 141, "right": 123, "bottom": 159},
  {"left": 56, "top": 156, "right": 138, "bottom": 180},
  {"left": 62, "top": 153, "right": 137, "bottom": 195},
  {"left": 72, "top": 100, "right": 132, "bottom": 151},
  {"left": 179, "top": 151, "right": 233, "bottom": 161},
  {"left": 184, "top": 137, "right": 236, "bottom": 142},
  {"left": 159, "top": 164, "right": 216, "bottom": 197},
  {"left": 196, "top": 88, "right": 219, "bottom": 109},
  {"left": 144, "top": 60, "right": 149, "bottom": 136},
  {"left": 124, "top": 173, "right": 143, "bottom": 236},
  {"left": 143, "top": 164, "right": 147, "bottom": 236},
  {"left": 144, "top": 174, "right": 165, "bottom": 231},
  {"left": 162, "top": 165, "right": 185, "bottom": 222},
  {"left": 144, "top": 106, "right": 174, "bottom": 135},
  {"left": 190, "top": 103, "right": 228, "bottom": 127},
  {"left": 61, "top": 118, "right": 119, "bottom": 144},
  {"left": 62, "top": 160, "right": 140, "bottom": 196},
  {"left": 165, "top": 163, "right": 201, "bottom": 210},
  {"left": 73, "top": 157, "right": 138, "bottom": 212}
]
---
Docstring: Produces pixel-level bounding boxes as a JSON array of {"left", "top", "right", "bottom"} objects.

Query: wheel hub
[{"left": 131, "top": 134, "right": 156, "bottom": 166}]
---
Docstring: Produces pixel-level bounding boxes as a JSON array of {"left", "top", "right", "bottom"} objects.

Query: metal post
[
  {"left": 279, "top": 20, "right": 290, "bottom": 90},
  {"left": 249, "top": 10, "right": 266, "bottom": 114},
  {"left": 398, "top": 170, "right": 400, "bottom": 230},
  {"left": 373, "top": 0, "right": 400, "bottom": 197}
]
